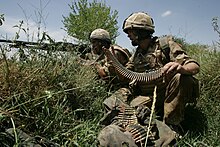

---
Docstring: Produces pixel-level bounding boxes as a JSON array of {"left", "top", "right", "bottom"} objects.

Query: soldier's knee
[
  {"left": 97, "top": 125, "right": 137, "bottom": 147},
  {"left": 170, "top": 73, "right": 195, "bottom": 87}
]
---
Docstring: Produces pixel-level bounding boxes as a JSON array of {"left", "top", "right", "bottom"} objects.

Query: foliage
[
  {"left": 1, "top": 39, "right": 220, "bottom": 146},
  {"left": 0, "top": 46, "right": 108, "bottom": 146},
  {"left": 212, "top": 17, "right": 220, "bottom": 37},
  {"left": 63, "top": 0, "right": 119, "bottom": 44},
  {"left": 176, "top": 43, "right": 220, "bottom": 146}
]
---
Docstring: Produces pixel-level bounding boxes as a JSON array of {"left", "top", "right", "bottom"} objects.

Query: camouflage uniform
[
  {"left": 97, "top": 12, "right": 200, "bottom": 147},
  {"left": 101, "top": 45, "right": 131, "bottom": 86},
  {"left": 98, "top": 87, "right": 177, "bottom": 147},
  {"left": 126, "top": 35, "right": 200, "bottom": 125},
  {"left": 89, "top": 28, "right": 131, "bottom": 89}
]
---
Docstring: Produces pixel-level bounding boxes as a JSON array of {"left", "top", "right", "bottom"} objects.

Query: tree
[{"left": 63, "top": 0, "right": 119, "bottom": 44}]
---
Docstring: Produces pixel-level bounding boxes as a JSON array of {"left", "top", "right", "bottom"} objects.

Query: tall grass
[
  {"left": 1, "top": 42, "right": 220, "bottom": 146},
  {"left": 0, "top": 35, "right": 220, "bottom": 146},
  {"left": 176, "top": 43, "right": 220, "bottom": 146},
  {"left": 0, "top": 47, "right": 108, "bottom": 146}
]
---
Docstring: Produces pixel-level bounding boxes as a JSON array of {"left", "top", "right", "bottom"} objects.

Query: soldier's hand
[
  {"left": 101, "top": 47, "right": 109, "bottom": 61},
  {"left": 162, "top": 62, "right": 185, "bottom": 75},
  {"left": 102, "top": 46, "right": 117, "bottom": 62},
  {"left": 96, "top": 65, "right": 107, "bottom": 78}
]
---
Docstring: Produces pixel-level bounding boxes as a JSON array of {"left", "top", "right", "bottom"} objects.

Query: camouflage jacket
[{"left": 126, "top": 35, "right": 199, "bottom": 95}]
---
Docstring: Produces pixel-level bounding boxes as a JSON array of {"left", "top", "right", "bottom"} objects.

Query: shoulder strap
[
  {"left": 158, "top": 35, "right": 173, "bottom": 62},
  {"left": 158, "top": 35, "right": 173, "bottom": 50}
]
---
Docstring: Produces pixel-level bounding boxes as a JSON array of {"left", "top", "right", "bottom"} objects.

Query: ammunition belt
[
  {"left": 112, "top": 105, "right": 138, "bottom": 128},
  {"left": 126, "top": 124, "right": 157, "bottom": 146},
  {"left": 111, "top": 104, "right": 158, "bottom": 146},
  {"left": 104, "top": 48, "right": 164, "bottom": 82}
]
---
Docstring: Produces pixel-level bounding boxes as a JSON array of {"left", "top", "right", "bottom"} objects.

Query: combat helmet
[
  {"left": 90, "top": 28, "right": 111, "bottom": 43},
  {"left": 123, "top": 12, "right": 155, "bottom": 34}
]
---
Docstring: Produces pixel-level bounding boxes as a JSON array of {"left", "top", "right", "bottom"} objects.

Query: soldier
[
  {"left": 97, "top": 12, "right": 200, "bottom": 147},
  {"left": 89, "top": 28, "right": 131, "bottom": 89},
  {"left": 122, "top": 12, "right": 200, "bottom": 130}
]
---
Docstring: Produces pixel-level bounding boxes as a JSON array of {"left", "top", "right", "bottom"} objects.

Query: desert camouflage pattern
[
  {"left": 98, "top": 35, "right": 199, "bottom": 146},
  {"left": 125, "top": 35, "right": 200, "bottom": 125},
  {"left": 123, "top": 12, "right": 155, "bottom": 33},
  {"left": 90, "top": 28, "right": 111, "bottom": 43}
]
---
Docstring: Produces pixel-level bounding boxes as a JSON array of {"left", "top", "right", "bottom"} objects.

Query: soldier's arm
[
  {"left": 95, "top": 64, "right": 108, "bottom": 78},
  {"left": 163, "top": 40, "right": 200, "bottom": 75},
  {"left": 162, "top": 61, "right": 200, "bottom": 75}
]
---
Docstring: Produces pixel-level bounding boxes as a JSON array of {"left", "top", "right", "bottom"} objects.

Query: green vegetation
[
  {"left": 63, "top": 0, "right": 119, "bottom": 44},
  {"left": 1, "top": 38, "right": 220, "bottom": 147},
  {"left": 177, "top": 43, "right": 220, "bottom": 146},
  {"left": 0, "top": 46, "right": 108, "bottom": 146}
]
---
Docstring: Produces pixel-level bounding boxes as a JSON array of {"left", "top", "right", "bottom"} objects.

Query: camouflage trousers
[
  {"left": 98, "top": 120, "right": 176, "bottom": 147},
  {"left": 97, "top": 73, "right": 199, "bottom": 146},
  {"left": 98, "top": 88, "right": 176, "bottom": 147},
  {"left": 162, "top": 73, "right": 199, "bottom": 125},
  {"left": 132, "top": 73, "right": 199, "bottom": 125}
]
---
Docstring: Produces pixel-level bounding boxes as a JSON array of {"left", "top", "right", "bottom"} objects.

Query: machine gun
[{"left": 0, "top": 39, "right": 91, "bottom": 55}]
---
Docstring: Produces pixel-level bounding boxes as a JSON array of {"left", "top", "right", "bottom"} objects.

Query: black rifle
[{"left": 0, "top": 39, "right": 91, "bottom": 54}]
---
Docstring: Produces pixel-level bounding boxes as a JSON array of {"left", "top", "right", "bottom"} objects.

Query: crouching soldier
[{"left": 89, "top": 28, "right": 131, "bottom": 89}]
